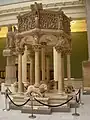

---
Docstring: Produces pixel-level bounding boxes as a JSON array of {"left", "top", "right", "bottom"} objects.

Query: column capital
[
  {"left": 41, "top": 42, "right": 47, "bottom": 48},
  {"left": 16, "top": 47, "right": 24, "bottom": 55},
  {"left": 61, "top": 51, "right": 65, "bottom": 58},
  {"left": 66, "top": 48, "right": 72, "bottom": 55},
  {"left": 55, "top": 45, "right": 62, "bottom": 53},
  {"left": 33, "top": 44, "right": 41, "bottom": 52}
]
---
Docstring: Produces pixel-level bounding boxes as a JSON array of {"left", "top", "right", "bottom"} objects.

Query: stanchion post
[
  {"left": 29, "top": 95, "right": 36, "bottom": 119},
  {"left": 72, "top": 94, "right": 80, "bottom": 116},
  {"left": 3, "top": 88, "right": 10, "bottom": 111},
  {"left": 79, "top": 88, "right": 84, "bottom": 105}
]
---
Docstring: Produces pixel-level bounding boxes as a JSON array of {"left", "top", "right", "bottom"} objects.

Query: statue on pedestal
[{"left": 6, "top": 25, "right": 17, "bottom": 49}]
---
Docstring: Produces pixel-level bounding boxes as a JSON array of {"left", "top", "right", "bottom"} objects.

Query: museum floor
[{"left": 0, "top": 92, "right": 89, "bottom": 120}]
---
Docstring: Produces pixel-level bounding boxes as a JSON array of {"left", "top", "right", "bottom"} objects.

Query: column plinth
[{"left": 3, "top": 48, "right": 17, "bottom": 85}]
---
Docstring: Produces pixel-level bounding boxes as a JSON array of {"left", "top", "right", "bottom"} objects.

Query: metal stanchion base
[
  {"left": 29, "top": 115, "right": 36, "bottom": 119},
  {"left": 80, "top": 102, "right": 84, "bottom": 105},
  {"left": 72, "top": 113, "right": 80, "bottom": 116},
  {"left": 3, "top": 108, "right": 10, "bottom": 111}
]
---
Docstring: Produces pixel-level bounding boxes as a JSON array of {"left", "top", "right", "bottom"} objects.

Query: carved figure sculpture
[
  {"left": 25, "top": 83, "right": 47, "bottom": 97},
  {"left": 64, "top": 85, "right": 75, "bottom": 94},
  {"left": 6, "top": 25, "right": 16, "bottom": 48},
  {"left": 47, "top": 80, "right": 55, "bottom": 91}
]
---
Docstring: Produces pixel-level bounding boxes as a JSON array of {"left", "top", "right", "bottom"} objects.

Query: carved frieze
[
  {"left": 17, "top": 3, "right": 71, "bottom": 36},
  {"left": 39, "top": 11, "right": 58, "bottom": 29},
  {"left": 18, "top": 13, "right": 36, "bottom": 32}
]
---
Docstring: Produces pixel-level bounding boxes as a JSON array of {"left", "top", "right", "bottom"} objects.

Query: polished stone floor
[{"left": 0, "top": 92, "right": 90, "bottom": 120}]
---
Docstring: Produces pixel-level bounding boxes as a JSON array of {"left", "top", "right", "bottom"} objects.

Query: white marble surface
[{"left": 0, "top": 93, "right": 90, "bottom": 120}]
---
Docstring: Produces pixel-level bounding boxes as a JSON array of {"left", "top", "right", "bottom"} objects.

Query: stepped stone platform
[{"left": 9, "top": 92, "right": 72, "bottom": 114}]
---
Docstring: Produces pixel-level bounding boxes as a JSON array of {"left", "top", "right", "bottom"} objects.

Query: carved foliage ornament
[
  {"left": 33, "top": 44, "right": 41, "bottom": 52},
  {"left": 55, "top": 36, "right": 70, "bottom": 53},
  {"left": 18, "top": 13, "right": 36, "bottom": 32},
  {"left": 15, "top": 35, "right": 24, "bottom": 54},
  {"left": 39, "top": 12, "right": 58, "bottom": 29},
  {"left": 17, "top": 2, "right": 71, "bottom": 35}
]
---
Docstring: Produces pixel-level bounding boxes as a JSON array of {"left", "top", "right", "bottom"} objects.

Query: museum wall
[
  {"left": 64, "top": 31, "right": 88, "bottom": 78},
  {"left": 0, "top": 37, "right": 6, "bottom": 71},
  {"left": 0, "top": 31, "right": 88, "bottom": 78}
]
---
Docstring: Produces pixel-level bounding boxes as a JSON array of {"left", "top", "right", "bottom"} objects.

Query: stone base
[
  {"left": 1, "top": 83, "right": 12, "bottom": 94},
  {"left": 21, "top": 105, "right": 51, "bottom": 114},
  {"left": 51, "top": 105, "right": 70, "bottom": 112},
  {"left": 82, "top": 61, "right": 90, "bottom": 91},
  {"left": 8, "top": 91, "right": 71, "bottom": 114},
  {"left": 1, "top": 78, "right": 17, "bottom": 94},
  {"left": 83, "top": 87, "right": 90, "bottom": 95},
  {"left": 83, "top": 90, "right": 90, "bottom": 95}
]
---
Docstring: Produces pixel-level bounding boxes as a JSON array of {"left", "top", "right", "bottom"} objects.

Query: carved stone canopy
[
  {"left": 15, "top": 2, "right": 71, "bottom": 55},
  {"left": 18, "top": 2, "right": 71, "bottom": 36}
]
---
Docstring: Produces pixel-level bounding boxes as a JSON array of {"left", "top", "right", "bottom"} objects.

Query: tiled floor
[{"left": 0, "top": 93, "right": 90, "bottom": 120}]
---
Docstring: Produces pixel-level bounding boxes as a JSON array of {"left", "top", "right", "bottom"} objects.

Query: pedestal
[
  {"left": 1, "top": 48, "right": 17, "bottom": 93},
  {"left": 82, "top": 61, "right": 90, "bottom": 94}
]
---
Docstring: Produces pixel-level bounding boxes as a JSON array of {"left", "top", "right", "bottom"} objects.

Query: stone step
[
  {"left": 21, "top": 106, "right": 51, "bottom": 114},
  {"left": 51, "top": 105, "right": 70, "bottom": 112}
]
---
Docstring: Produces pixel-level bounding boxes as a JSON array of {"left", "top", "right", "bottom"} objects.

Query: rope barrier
[
  {"left": 34, "top": 96, "right": 73, "bottom": 107},
  {"left": 7, "top": 94, "right": 30, "bottom": 107},
  {"left": 76, "top": 89, "right": 80, "bottom": 95},
  {"left": 7, "top": 87, "right": 12, "bottom": 94},
  {"left": 76, "top": 89, "right": 81, "bottom": 103},
  {"left": 5, "top": 87, "right": 81, "bottom": 109},
  {"left": 33, "top": 89, "right": 81, "bottom": 108}
]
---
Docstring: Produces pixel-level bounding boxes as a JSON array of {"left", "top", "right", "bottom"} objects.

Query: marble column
[
  {"left": 46, "top": 54, "right": 50, "bottom": 83},
  {"left": 18, "top": 53, "right": 24, "bottom": 93},
  {"left": 53, "top": 47, "right": 58, "bottom": 89},
  {"left": 33, "top": 44, "right": 41, "bottom": 87},
  {"left": 61, "top": 53, "right": 64, "bottom": 90},
  {"left": 41, "top": 42, "right": 46, "bottom": 82},
  {"left": 57, "top": 51, "right": 63, "bottom": 93},
  {"left": 30, "top": 54, "right": 34, "bottom": 85},
  {"left": 22, "top": 46, "right": 29, "bottom": 87},
  {"left": 67, "top": 54, "right": 71, "bottom": 84},
  {"left": 55, "top": 46, "right": 64, "bottom": 94},
  {"left": 85, "top": 0, "right": 90, "bottom": 60}
]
